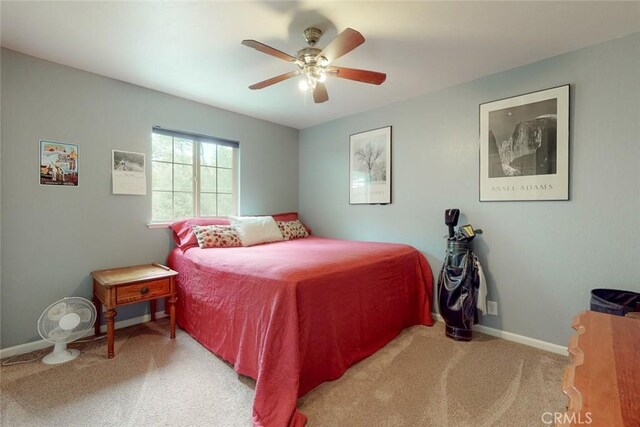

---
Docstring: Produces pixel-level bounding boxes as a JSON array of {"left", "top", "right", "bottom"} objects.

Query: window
[{"left": 151, "top": 127, "right": 238, "bottom": 222}]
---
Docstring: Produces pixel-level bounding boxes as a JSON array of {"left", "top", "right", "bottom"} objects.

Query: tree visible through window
[{"left": 151, "top": 128, "right": 238, "bottom": 222}]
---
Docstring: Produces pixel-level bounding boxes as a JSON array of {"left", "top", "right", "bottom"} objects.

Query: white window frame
[{"left": 149, "top": 127, "right": 239, "bottom": 226}]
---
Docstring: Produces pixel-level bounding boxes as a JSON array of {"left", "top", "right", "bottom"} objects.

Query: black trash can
[{"left": 590, "top": 288, "right": 640, "bottom": 316}]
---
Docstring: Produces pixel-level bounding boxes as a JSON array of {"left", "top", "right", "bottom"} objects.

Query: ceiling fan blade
[
  {"left": 317, "top": 28, "right": 365, "bottom": 65},
  {"left": 313, "top": 82, "right": 329, "bottom": 103},
  {"left": 241, "top": 40, "right": 298, "bottom": 62},
  {"left": 249, "top": 70, "right": 301, "bottom": 90},
  {"left": 328, "top": 67, "right": 386, "bottom": 85}
]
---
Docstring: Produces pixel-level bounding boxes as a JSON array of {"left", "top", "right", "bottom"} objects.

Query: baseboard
[
  {"left": 431, "top": 313, "right": 567, "bottom": 355},
  {"left": 0, "top": 311, "right": 168, "bottom": 359},
  {"left": 4, "top": 311, "right": 565, "bottom": 359}
]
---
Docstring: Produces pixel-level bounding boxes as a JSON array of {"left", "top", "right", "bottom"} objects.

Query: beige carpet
[{"left": 1, "top": 319, "right": 567, "bottom": 426}]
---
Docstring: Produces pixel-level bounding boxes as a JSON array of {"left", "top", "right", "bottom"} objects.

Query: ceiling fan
[{"left": 241, "top": 27, "right": 386, "bottom": 103}]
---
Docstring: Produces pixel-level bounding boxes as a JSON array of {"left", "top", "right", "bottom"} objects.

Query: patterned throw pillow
[
  {"left": 192, "top": 225, "right": 242, "bottom": 248},
  {"left": 277, "top": 220, "right": 309, "bottom": 240}
]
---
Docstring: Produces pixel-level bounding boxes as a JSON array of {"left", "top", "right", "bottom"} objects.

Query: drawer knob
[{"left": 140, "top": 287, "right": 149, "bottom": 295}]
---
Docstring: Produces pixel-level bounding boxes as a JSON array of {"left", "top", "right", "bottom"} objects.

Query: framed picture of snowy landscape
[
  {"left": 349, "top": 126, "right": 391, "bottom": 205},
  {"left": 479, "top": 85, "right": 569, "bottom": 201}
]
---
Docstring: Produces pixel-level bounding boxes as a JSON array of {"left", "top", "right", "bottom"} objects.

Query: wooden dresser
[{"left": 561, "top": 310, "right": 639, "bottom": 426}]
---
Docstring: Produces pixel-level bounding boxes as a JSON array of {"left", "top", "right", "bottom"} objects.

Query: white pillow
[{"left": 229, "top": 216, "right": 284, "bottom": 247}]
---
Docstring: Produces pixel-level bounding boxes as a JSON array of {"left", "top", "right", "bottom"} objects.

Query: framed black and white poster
[
  {"left": 479, "top": 85, "right": 569, "bottom": 201},
  {"left": 112, "top": 150, "right": 146, "bottom": 195},
  {"left": 349, "top": 126, "right": 391, "bottom": 204}
]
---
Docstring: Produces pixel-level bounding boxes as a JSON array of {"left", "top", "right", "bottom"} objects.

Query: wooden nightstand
[{"left": 91, "top": 263, "right": 178, "bottom": 358}]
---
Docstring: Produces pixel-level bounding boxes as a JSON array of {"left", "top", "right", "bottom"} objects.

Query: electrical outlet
[{"left": 487, "top": 300, "right": 498, "bottom": 316}]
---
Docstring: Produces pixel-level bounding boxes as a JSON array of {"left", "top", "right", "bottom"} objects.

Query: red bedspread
[{"left": 168, "top": 236, "right": 433, "bottom": 426}]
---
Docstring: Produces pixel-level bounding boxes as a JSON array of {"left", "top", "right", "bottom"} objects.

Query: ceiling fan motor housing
[{"left": 296, "top": 47, "right": 322, "bottom": 65}]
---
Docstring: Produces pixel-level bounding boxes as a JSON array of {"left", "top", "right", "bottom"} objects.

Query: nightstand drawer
[{"left": 116, "top": 278, "right": 170, "bottom": 304}]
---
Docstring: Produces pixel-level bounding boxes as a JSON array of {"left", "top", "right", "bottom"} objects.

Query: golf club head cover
[
  {"left": 445, "top": 209, "right": 460, "bottom": 238},
  {"left": 458, "top": 224, "right": 476, "bottom": 241}
]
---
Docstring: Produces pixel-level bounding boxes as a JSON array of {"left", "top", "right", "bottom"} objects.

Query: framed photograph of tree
[
  {"left": 349, "top": 126, "right": 391, "bottom": 204},
  {"left": 479, "top": 85, "right": 570, "bottom": 201}
]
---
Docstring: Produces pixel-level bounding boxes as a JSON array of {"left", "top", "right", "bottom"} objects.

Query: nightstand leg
[
  {"left": 105, "top": 308, "right": 117, "bottom": 358},
  {"left": 168, "top": 296, "right": 177, "bottom": 339},
  {"left": 150, "top": 299, "right": 156, "bottom": 322},
  {"left": 93, "top": 296, "right": 102, "bottom": 336}
]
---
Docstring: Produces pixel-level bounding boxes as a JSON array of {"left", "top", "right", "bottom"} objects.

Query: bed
[{"left": 167, "top": 220, "right": 434, "bottom": 427}]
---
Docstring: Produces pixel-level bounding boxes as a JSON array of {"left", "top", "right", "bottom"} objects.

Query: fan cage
[{"left": 37, "top": 297, "right": 97, "bottom": 343}]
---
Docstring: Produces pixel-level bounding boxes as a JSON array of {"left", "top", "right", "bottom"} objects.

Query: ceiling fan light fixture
[
  {"left": 317, "top": 56, "right": 329, "bottom": 67},
  {"left": 307, "top": 74, "right": 318, "bottom": 90}
]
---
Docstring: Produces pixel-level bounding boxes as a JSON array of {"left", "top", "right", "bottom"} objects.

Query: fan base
[{"left": 42, "top": 348, "right": 80, "bottom": 365}]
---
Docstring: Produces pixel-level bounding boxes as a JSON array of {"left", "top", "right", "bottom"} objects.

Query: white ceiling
[{"left": 2, "top": 1, "right": 639, "bottom": 129}]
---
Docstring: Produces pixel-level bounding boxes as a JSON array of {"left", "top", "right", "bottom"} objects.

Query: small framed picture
[
  {"left": 479, "top": 85, "right": 570, "bottom": 201},
  {"left": 39, "top": 140, "right": 79, "bottom": 186},
  {"left": 112, "top": 150, "right": 146, "bottom": 195},
  {"left": 349, "top": 126, "right": 392, "bottom": 205}
]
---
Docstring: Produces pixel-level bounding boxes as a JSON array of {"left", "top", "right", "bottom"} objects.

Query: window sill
[{"left": 147, "top": 222, "right": 171, "bottom": 229}]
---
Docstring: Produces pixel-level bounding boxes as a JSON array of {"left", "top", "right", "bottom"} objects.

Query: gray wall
[
  {"left": 299, "top": 33, "right": 640, "bottom": 346},
  {"left": 1, "top": 49, "right": 299, "bottom": 348}
]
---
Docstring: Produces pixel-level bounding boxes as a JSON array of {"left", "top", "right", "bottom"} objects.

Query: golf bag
[{"left": 437, "top": 209, "right": 484, "bottom": 341}]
